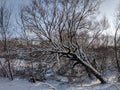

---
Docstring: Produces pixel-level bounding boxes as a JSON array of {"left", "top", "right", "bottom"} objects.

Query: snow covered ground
[{"left": 0, "top": 78, "right": 120, "bottom": 90}]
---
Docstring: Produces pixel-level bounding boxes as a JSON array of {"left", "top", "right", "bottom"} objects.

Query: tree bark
[
  {"left": 6, "top": 58, "right": 13, "bottom": 80},
  {"left": 75, "top": 55, "right": 106, "bottom": 84},
  {"left": 49, "top": 50, "right": 107, "bottom": 84},
  {"left": 114, "top": 28, "right": 120, "bottom": 72}
]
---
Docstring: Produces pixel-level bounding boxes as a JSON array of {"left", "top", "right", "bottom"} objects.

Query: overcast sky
[
  {"left": 1, "top": 0, "right": 120, "bottom": 35},
  {"left": 100, "top": 0, "right": 120, "bottom": 35}
]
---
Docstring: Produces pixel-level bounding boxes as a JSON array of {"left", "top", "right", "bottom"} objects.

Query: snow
[
  {"left": 0, "top": 78, "right": 31, "bottom": 90},
  {"left": 0, "top": 78, "right": 120, "bottom": 90},
  {"left": 0, "top": 58, "right": 6, "bottom": 65},
  {"left": 0, "top": 78, "right": 55, "bottom": 90},
  {"left": 0, "top": 58, "right": 119, "bottom": 90}
]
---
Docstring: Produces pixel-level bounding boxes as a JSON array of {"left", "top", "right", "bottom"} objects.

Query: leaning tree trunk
[
  {"left": 57, "top": 51, "right": 107, "bottom": 84},
  {"left": 33, "top": 50, "right": 107, "bottom": 84},
  {"left": 60, "top": 51, "right": 106, "bottom": 83},
  {"left": 81, "top": 60, "right": 106, "bottom": 84},
  {"left": 73, "top": 54, "right": 106, "bottom": 84}
]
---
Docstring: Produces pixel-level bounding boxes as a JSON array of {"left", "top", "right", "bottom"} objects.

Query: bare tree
[
  {"left": 0, "top": 1, "right": 13, "bottom": 80},
  {"left": 114, "top": 4, "right": 120, "bottom": 72},
  {"left": 87, "top": 16, "right": 109, "bottom": 49},
  {"left": 0, "top": 1, "right": 12, "bottom": 51},
  {"left": 20, "top": 0, "right": 107, "bottom": 83}
]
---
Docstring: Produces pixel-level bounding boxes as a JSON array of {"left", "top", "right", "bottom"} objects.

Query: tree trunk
[
  {"left": 37, "top": 50, "right": 107, "bottom": 84},
  {"left": 76, "top": 57, "right": 106, "bottom": 84},
  {"left": 6, "top": 58, "right": 13, "bottom": 80},
  {"left": 114, "top": 27, "right": 120, "bottom": 72}
]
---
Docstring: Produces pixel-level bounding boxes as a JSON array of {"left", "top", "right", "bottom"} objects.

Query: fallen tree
[
  {"left": 30, "top": 49, "right": 106, "bottom": 84},
  {"left": 20, "top": 0, "right": 108, "bottom": 84}
]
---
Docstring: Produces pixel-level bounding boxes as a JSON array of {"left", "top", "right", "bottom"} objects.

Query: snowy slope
[{"left": 0, "top": 78, "right": 120, "bottom": 90}]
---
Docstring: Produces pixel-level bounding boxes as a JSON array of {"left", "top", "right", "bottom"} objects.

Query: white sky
[{"left": 99, "top": 0, "right": 120, "bottom": 35}]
